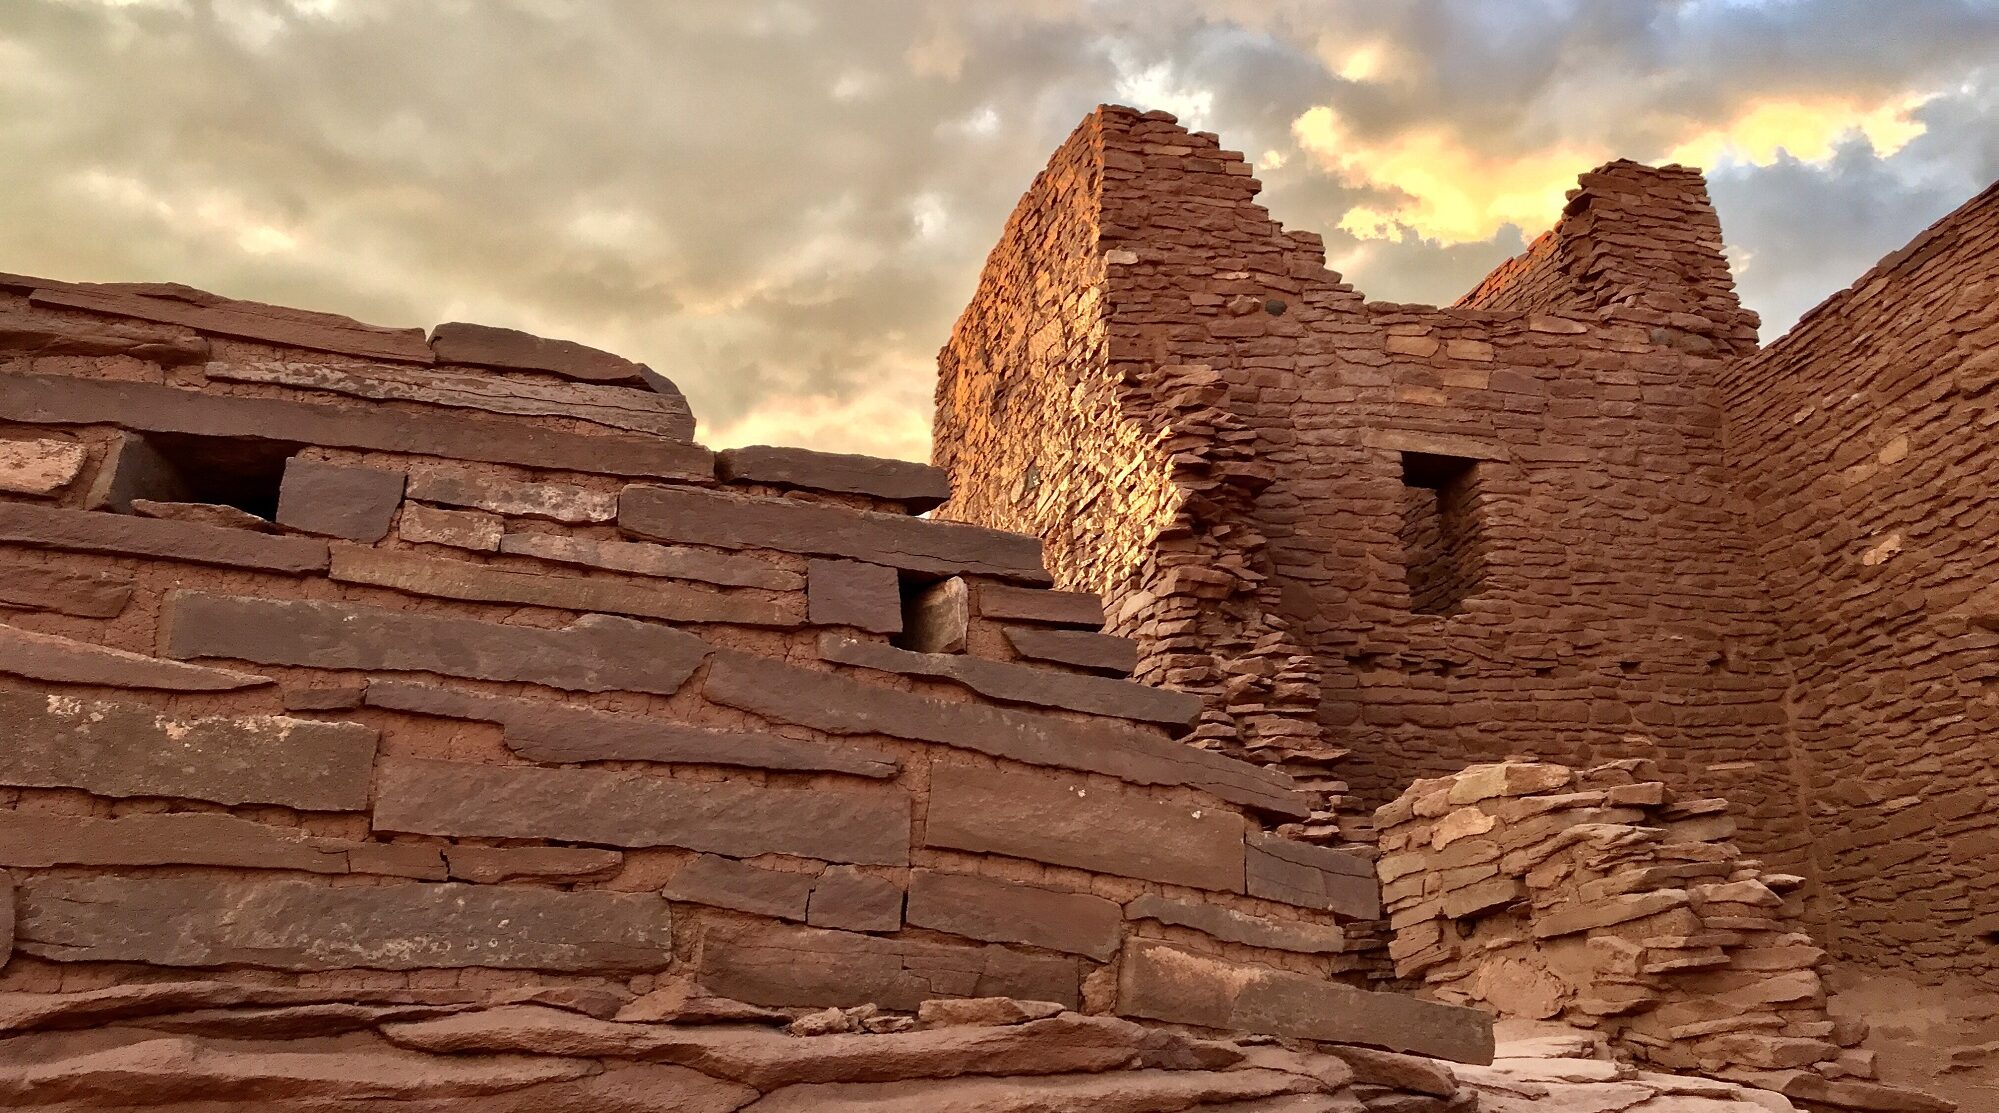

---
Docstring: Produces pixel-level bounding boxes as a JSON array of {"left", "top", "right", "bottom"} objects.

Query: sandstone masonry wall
[
  {"left": 1717, "top": 183, "right": 1999, "bottom": 983},
  {"left": 0, "top": 271, "right": 1495, "bottom": 1079},
  {"left": 934, "top": 107, "right": 1807, "bottom": 873}
]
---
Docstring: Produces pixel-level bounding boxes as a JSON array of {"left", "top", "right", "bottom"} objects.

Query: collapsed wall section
[
  {"left": 0, "top": 270, "right": 1493, "bottom": 1074},
  {"left": 1717, "top": 183, "right": 1999, "bottom": 986}
]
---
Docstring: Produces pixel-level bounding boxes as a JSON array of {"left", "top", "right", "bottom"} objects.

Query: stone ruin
[
  {"left": 0, "top": 103, "right": 1982, "bottom": 1113},
  {"left": 932, "top": 103, "right": 1999, "bottom": 1109}
]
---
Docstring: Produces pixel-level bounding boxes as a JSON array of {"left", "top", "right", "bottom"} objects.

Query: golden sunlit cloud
[
  {"left": 1665, "top": 91, "right": 1933, "bottom": 168},
  {"left": 702, "top": 387, "right": 933, "bottom": 460},
  {"left": 1293, "top": 107, "right": 1601, "bottom": 244},
  {"left": 1294, "top": 91, "right": 1936, "bottom": 247}
]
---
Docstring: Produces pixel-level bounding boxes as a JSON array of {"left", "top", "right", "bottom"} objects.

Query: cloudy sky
[{"left": 2, "top": 1, "right": 1994, "bottom": 461}]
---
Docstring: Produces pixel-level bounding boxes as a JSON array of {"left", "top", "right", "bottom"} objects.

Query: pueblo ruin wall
[
  {"left": 932, "top": 104, "right": 1999, "bottom": 999},
  {"left": 0, "top": 267, "right": 1502, "bottom": 1107}
]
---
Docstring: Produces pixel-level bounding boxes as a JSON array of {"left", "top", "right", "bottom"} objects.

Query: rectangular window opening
[
  {"left": 1399, "top": 451, "right": 1486, "bottom": 616},
  {"left": 92, "top": 431, "right": 298, "bottom": 521}
]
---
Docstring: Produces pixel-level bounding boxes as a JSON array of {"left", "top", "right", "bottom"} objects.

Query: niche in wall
[
  {"left": 87, "top": 431, "right": 299, "bottom": 521},
  {"left": 1399, "top": 451, "right": 1487, "bottom": 616}
]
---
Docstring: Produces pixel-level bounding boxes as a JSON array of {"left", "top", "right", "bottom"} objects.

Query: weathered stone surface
[
  {"left": 704, "top": 652, "right": 1309, "bottom": 819},
  {"left": 164, "top": 591, "right": 711, "bottom": 695},
  {"left": 0, "top": 688, "right": 375, "bottom": 809},
  {"left": 364, "top": 680, "right": 897, "bottom": 777},
  {"left": 82, "top": 430, "right": 185, "bottom": 512},
  {"left": 0, "top": 811, "right": 443, "bottom": 876},
  {"left": 375, "top": 757, "right": 911, "bottom": 864},
  {"left": 0, "top": 981, "right": 492, "bottom": 1034},
  {"left": 746, "top": 1068, "right": 1313, "bottom": 1112},
  {"left": 400, "top": 502, "right": 504, "bottom": 549},
  {"left": 33, "top": 282, "right": 435, "bottom": 361},
  {"left": 500, "top": 531, "right": 800, "bottom": 589},
  {"left": 822, "top": 634, "right": 1199, "bottom": 730},
  {"left": 907, "top": 868, "right": 1122, "bottom": 960},
  {"left": 0, "top": 502, "right": 329, "bottom": 572},
  {"left": 0, "top": 869, "right": 11, "bottom": 968},
  {"left": 664, "top": 854, "right": 816, "bottom": 920},
  {"left": 0, "top": 300, "right": 209, "bottom": 363},
  {"left": 698, "top": 921, "right": 1082, "bottom": 1010},
  {"left": 408, "top": 466, "right": 617, "bottom": 522},
  {"left": 0, "top": 1033, "right": 604, "bottom": 1106},
  {"left": 903, "top": 576, "right": 970, "bottom": 653},
  {"left": 916, "top": 997, "right": 1067, "bottom": 1028},
  {"left": 0, "top": 623, "right": 272, "bottom": 690},
  {"left": 430, "top": 320, "right": 650, "bottom": 386},
  {"left": 977, "top": 582, "right": 1106, "bottom": 627},
  {"left": 0, "top": 372, "right": 712, "bottom": 479},
  {"left": 17, "top": 876, "right": 673, "bottom": 971},
  {"left": 208, "top": 358, "right": 692, "bottom": 438},
  {"left": 129, "top": 498, "right": 275, "bottom": 531},
  {"left": 0, "top": 436, "right": 86, "bottom": 496},
  {"left": 281, "top": 683, "right": 367, "bottom": 711},
  {"left": 1004, "top": 625, "right": 1139, "bottom": 675},
  {"left": 1117, "top": 940, "right": 1493, "bottom": 1064},
  {"left": 1124, "top": 893, "right": 1345, "bottom": 954},
  {"left": 718, "top": 445, "right": 951, "bottom": 510},
  {"left": 1321, "top": 1045, "right": 1457, "bottom": 1098},
  {"left": 382, "top": 1004, "right": 1230, "bottom": 1088},
  {"left": 808, "top": 559, "right": 903, "bottom": 633},
  {"left": 923, "top": 762, "right": 1246, "bottom": 892},
  {"left": 440, "top": 844, "right": 621, "bottom": 884},
  {"left": 808, "top": 867, "right": 905, "bottom": 932},
  {"left": 329, "top": 545, "right": 799, "bottom": 626},
  {"left": 274, "top": 457, "right": 405, "bottom": 541},
  {"left": 620, "top": 484, "right": 1050, "bottom": 584},
  {"left": 0, "top": 561, "right": 132, "bottom": 618},
  {"left": 1246, "top": 832, "right": 1382, "bottom": 919}
]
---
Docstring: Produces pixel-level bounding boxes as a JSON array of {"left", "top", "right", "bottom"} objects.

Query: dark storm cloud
[{"left": 0, "top": 0, "right": 1992, "bottom": 456}]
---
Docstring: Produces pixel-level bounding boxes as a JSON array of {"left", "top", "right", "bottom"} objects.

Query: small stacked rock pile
[{"left": 1375, "top": 760, "right": 1953, "bottom": 1113}]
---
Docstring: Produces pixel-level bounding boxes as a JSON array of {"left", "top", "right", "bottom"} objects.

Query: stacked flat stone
[
  {"left": 1375, "top": 760, "right": 1952, "bottom": 1113},
  {"left": 0, "top": 267, "right": 1494, "bottom": 1105}
]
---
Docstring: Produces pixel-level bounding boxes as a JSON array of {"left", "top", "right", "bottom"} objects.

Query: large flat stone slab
[
  {"left": 704, "top": 652, "right": 1308, "bottom": 819},
  {"left": 1124, "top": 893, "right": 1344, "bottom": 955},
  {"left": 976, "top": 582, "right": 1105, "bottom": 627},
  {"left": 0, "top": 811, "right": 421, "bottom": 875},
  {"left": 0, "top": 689, "right": 376, "bottom": 810},
  {"left": 16, "top": 876, "right": 673, "bottom": 972},
  {"left": 821, "top": 634, "right": 1197, "bottom": 730},
  {"left": 619, "top": 484, "right": 1050, "bottom": 584},
  {"left": 0, "top": 624, "right": 272, "bottom": 691},
  {"left": 0, "top": 502, "right": 328, "bottom": 573},
  {"left": 1245, "top": 831, "right": 1382, "bottom": 919},
  {"left": 0, "top": 561, "right": 133, "bottom": 618},
  {"left": 697, "top": 921, "right": 1081, "bottom": 1010},
  {"left": 164, "top": 591, "right": 711, "bottom": 695},
  {"left": 0, "top": 372, "right": 711, "bottom": 480},
  {"left": 1003, "top": 625, "right": 1138, "bottom": 675},
  {"left": 1117, "top": 940, "right": 1493, "bottom": 1064},
  {"left": 330, "top": 546, "right": 800, "bottom": 626},
  {"left": 208, "top": 358, "right": 691, "bottom": 438},
  {"left": 430, "top": 321, "right": 651, "bottom": 387},
  {"left": 364, "top": 681, "right": 897, "bottom": 778},
  {"left": 374, "top": 758, "right": 911, "bottom": 865},
  {"left": 0, "top": 301, "right": 208, "bottom": 364},
  {"left": 31, "top": 283, "right": 434, "bottom": 362},
  {"left": 906, "top": 869, "right": 1121, "bottom": 960},
  {"left": 923, "top": 763, "right": 1246, "bottom": 892},
  {"left": 500, "top": 531, "right": 801, "bottom": 590},
  {"left": 717, "top": 445, "right": 950, "bottom": 510}
]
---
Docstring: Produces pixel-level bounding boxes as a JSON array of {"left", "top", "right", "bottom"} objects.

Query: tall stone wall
[
  {"left": 1717, "top": 183, "right": 1999, "bottom": 984},
  {"left": 0, "top": 271, "right": 1496, "bottom": 1084},
  {"left": 933, "top": 107, "right": 1808, "bottom": 873}
]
